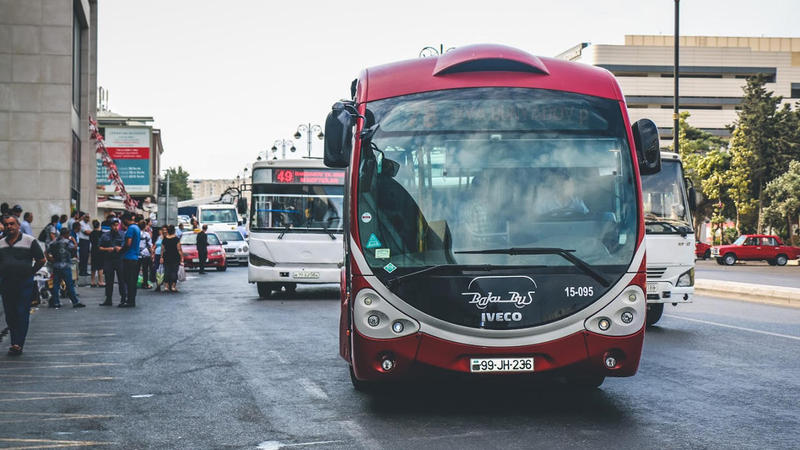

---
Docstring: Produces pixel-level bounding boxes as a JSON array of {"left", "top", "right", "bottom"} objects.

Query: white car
[{"left": 215, "top": 230, "right": 248, "bottom": 265}]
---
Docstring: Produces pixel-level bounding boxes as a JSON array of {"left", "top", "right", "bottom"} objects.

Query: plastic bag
[
  {"left": 177, "top": 264, "right": 186, "bottom": 282},
  {"left": 137, "top": 274, "right": 143, "bottom": 288},
  {"left": 156, "top": 265, "right": 165, "bottom": 285}
]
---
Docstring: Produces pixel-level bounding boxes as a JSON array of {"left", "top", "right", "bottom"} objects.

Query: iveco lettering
[{"left": 323, "top": 44, "right": 662, "bottom": 389}]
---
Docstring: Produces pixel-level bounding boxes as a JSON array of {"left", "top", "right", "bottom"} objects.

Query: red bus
[{"left": 323, "top": 44, "right": 661, "bottom": 389}]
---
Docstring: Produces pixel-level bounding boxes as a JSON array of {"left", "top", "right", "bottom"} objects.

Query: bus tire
[
  {"left": 646, "top": 303, "right": 664, "bottom": 326},
  {"left": 723, "top": 253, "right": 737, "bottom": 266},
  {"left": 567, "top": 374, "right": 605, "bottom": 388},
  {"left": 349, "top": 365, "right": 376, "bottom": 393},
  {"left": 257, "top": 282, "right": 275, "bottom": 299},
  {"left": 284, "top": 283, "right": 297, "bottom": 293},
  {"left": 776, "top": 254, "right": 788, "bottom": 266}
]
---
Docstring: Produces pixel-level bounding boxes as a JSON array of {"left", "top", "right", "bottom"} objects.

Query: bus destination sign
[{"left": 273, "top": 169, "right": 345, "bottom": 185}]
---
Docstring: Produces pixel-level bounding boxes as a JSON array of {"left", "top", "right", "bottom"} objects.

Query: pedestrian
[
  {"left": 40, "top": 215, "right": 59, "bottom": 248},
  {"left": 89, "top": 219, "right": 104, "bottom": 287},
  {"left": 0, "top": 214, "right": 47, "bottom": 356},
  {"left": 197, "top": 224, "right": 208, "bottom": 275},
  {"left": 0, "top": 203, "right": 8, "bottom": 216},
  {"left": 21, "top": 212, "right": 34, "bottom": 236},
  {"left": 120, "top": 212, "right": 141, "bottom": 308},
  {"left": 138, "top": 220, "right": 153, "bottom": 289},
  {"left": 70, "top": 221, "right": 81, "bottom": 242},
  {"left": 78, "top": 213, "right": 92, "bottom": 277},
  {"left": 176, "top": 223, "right": 185, "bottom": 238},
  {"left": 152, "top": 226, "right": 166, "bottom": 291},
  {"left": 98, "top": 219, "right": 126, "bottom": 306},
  {"left": 160, "top": 225, "right": 183, "bottom": 293},
  {"left": 56, "top": 214, "right": 67, "bottom": 232},
  {"left": 47, "top": 228, "right": 86, "bottom": 309},
  {"left": 66, "top": 210, "right": 80, "bottom": 232},
  {"left": 10, "top": 205, "right": 23, "bottom": 219},
  {"left": 237, "top": 221, "right": 248, "bottom": 238}
]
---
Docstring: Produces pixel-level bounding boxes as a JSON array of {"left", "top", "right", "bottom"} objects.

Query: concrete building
[
  {"left": 1, "top": 0, "right": 98, "bottom": 232},
  {"left": 190, "top": 179, "right": 236, "bottom": 200},
  {"left": 561, "top": 35, "right": 800, "bottom": 144}
]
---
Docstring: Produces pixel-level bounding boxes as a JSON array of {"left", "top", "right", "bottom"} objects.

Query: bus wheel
[
  {"left": 567, "top": 374, "right": 605, "bottom": 388},
  {"left": 646, "top": 303, "right": 664, "bottom": 326},
  {"left": 257, "top": 282, "right": 275, "bottom": 299},
  {"left": 349, "top": 365, "right": 376, "bottom": 393},
  {"left": 284, "top": 283, "right": 297, "bottom": 293}
]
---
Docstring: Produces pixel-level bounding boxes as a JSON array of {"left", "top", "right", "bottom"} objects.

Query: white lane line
[
  {"left": 665, "top": 314, "right": 800, "bottom": 341},
  {"left": 298, "top": 378, "right": 328, "bottom": 400},
  {"left": 257, "top": 440, "right": 346, "bottom": 449}
]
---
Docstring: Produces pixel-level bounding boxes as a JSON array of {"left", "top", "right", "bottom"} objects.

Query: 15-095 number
[{"left": 564, "top": 286, "right": 594, "bottom": 297}]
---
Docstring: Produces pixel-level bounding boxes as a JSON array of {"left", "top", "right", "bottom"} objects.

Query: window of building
[
  {"left": 71, "top": 133, "right": 81, "bottom": 212},
  {"left": 72, "top": 2, "right": 82, "bottom": 113},
  {"left": 791, "top": 83, "right": 800, "bottom": 99}
]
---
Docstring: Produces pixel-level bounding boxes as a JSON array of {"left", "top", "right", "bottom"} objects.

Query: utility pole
[
  {"left": 165, "top": 171, "right": 170, "bottom": 225},
  {"left": 673, "top": 0, "right": 680, "bottom": 154}
]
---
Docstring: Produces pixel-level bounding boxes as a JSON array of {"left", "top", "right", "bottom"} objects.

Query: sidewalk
[{"left": 695, "top": 278, "right": 800, "bottom": 308}]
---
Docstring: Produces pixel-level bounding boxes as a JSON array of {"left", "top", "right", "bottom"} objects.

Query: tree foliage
[
  {"left": 165, "top": 166, "right": 193, "bottom": 201},
  {"left": 762, "top": 160, "right": 800, "bottom": 245}
]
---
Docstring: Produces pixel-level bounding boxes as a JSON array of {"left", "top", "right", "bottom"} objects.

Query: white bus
[
  {"left": 641, "top": 152, "right": 696, "bottom": 325},
  {"left": 247, "top": 159, "right": 345, "bottom": 298}
]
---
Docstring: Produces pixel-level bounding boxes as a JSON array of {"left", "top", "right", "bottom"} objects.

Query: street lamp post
[
  {"left": 674, "top": 0, "right": 680, "bottom": 154},
  {"left": 257, "top": 140, "right": 296, "bottom": 160},
  {"left": 294, "top": 123, "right": 324, "bottom": 158}
]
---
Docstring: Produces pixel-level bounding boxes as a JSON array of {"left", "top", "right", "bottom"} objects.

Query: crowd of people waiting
[{"left": 0, "top": 202, "right": 188, "bottom": 356}]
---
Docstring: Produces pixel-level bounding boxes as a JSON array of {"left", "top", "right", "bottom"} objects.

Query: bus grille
[{"left": 646, "top": 267, "right": 667, "bottom": 279}]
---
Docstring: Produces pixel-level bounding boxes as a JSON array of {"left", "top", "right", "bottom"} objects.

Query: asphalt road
[
  {"left": 695, "top": 259, "right": 800, "bottom": 288},
  {"left": 1, "top": 267, "right": 798, "bottom": 449}
]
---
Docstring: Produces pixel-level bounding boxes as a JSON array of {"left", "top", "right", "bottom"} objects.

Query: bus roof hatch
[{"left": 433, "top": 44, "right": 550, "bottom": 76}]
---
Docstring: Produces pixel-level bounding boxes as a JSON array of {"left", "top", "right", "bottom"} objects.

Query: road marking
[
  {"left": 665, "top": 314, "right": 800, "bottom": 341},
  {"left": 0, "top": 411, "right": 119, "bottom": 424},
  {"left": 0, "top": 363, "right": 119, "bottom": 371},
  {"left": 0, "top": 391, "right": 113, "bottom": 402},
  {"left": 0, "top": 438, "right": 113, "bottom": 449},
  {"left": 298, "top": 378, "right": 328, "bottom": 400},
  {"left": 339, "top": 420, "right": 382, "bottom": 449},
  {"left": 257, "top": 440, "right": 346, "bottom": 449}
]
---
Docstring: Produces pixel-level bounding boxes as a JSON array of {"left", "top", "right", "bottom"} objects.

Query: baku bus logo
[{"left": 461, "top": 276, "right": 537, "bottom": 310}]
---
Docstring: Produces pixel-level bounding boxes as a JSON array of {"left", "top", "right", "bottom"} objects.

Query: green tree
[
  {"left": 165, "top": 166, "right": 193, "bottom": 201},
  {"left": 762, "top": 160, "right": 800, "bottom": 245}
]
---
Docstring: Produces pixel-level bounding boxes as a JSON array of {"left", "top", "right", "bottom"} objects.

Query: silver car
[{"left": 216, "top": 230, "right": 248, "bottom": 265}]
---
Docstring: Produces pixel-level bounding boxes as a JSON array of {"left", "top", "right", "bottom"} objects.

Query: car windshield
[
  {"left": 641, "top": 159, "right": 693, "bottom": 233},
  {"left": 358, "top": 87, "right": 638, "bottom": 272},
  {"left": 216, "top": 231, "right": 244, "bottom": 242},
  {"left": 180, "top": 233, "right": 221, "bottom": 245},
  {"left": 200, "top": 208, "right": 237, "bottom": 223}
]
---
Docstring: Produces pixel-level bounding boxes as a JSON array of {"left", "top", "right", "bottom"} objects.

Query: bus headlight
[
  {"left": 585, "top": 286, "right": 645, "bottom": 336},
  {"left": 676, "top": 268, "right": 694, "bottom": 287},
  {"left": 354, "top": 288, "right": 419, "bottom": 339}
]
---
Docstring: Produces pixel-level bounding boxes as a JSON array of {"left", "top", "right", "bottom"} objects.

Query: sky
[{"left": 97, "top": 0, "right": 799, "bottom": 180}]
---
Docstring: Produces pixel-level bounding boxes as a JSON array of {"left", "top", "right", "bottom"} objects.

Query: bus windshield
[
  {"left": 250, "top": 171, "right": 344, "bottom": 233},
  {"left": 200, "top": 208, "right": 238, "bottom": 224},
  {"left": 358, "top": 87, "right": 638, "bottom": 277},
  {"left": 641, "top": 159, "right": 693, "bottom": 234}
]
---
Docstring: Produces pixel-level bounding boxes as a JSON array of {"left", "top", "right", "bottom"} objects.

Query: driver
[{"left": 531, "top": 169, "right": 588, "bottom": 217}]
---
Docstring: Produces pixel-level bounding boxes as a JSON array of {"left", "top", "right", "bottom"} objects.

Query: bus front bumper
[
  {"left": 247, "top": 263, "right": 340, "bottom": 284},
  {"left": 350, "top": 327, "right": 644, "bottom": 382}
]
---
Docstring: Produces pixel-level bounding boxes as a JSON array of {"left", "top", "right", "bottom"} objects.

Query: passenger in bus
[{"left": 531, "top": 169, "right": 589, "bottom": 218}]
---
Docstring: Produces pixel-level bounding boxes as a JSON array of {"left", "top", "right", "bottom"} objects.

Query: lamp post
[
  {"left": 673, "top": 0, "right": 680, "bottom": 154},
  {"left": 257, "top": 140, "right": 296, "bottom": 160},
  {"left": 419, "top": 44, "right": 455, "bottom": 58},
  {"left": 294, "top": 123, "right": 324, "bottom": 158}
]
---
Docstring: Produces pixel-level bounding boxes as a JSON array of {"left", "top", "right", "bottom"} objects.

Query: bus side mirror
[
  {"left": 632, "top": 119, "right": 661, "bottom": 175},
  {"left": 324, "top": 102, "right": 353, "bottom": 168},
  {"left": 685, "top": 178, "right": 698, "bottom": 212}
]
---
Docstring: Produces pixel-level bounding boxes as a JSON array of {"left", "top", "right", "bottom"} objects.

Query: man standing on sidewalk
[
  {"left": 196, "top": 225, "right": 208, "bottom": 275},
  {"left": 47, "top": 228, "right": 86, "bottom": 309},
  {"left": 99, "top": 219, "right": 126, "bottom": 306},
  {"left": 77, "top": 213, "right": 92, "bottom": 277},
  {"left": 0, "top": 215, "right": 46, "bottom": 356},
  {"left": 120, "top": 213, "right": 141, "bottom": 307},
  {"left": 21, "top": 212, "right": 33, "bottom": 236}
]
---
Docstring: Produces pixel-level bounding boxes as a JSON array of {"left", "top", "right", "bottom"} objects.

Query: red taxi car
[
  {"left": 180, "top": 232, "right": 227, "bottom": 271},
  {"left": 711, "top": 234, "right": 800, "bottom": 266}
]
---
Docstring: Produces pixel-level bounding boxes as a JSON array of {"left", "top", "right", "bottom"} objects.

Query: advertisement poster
[{"left": 97, "top": 127, "right": 152, "bottom": 194}]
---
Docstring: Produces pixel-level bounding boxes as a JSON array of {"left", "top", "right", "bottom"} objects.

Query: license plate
[
  {"left": 192, "top": 258, "right": 199, "bottom": 263},
  {"left": 470, "top": 357, "right": 534, "bottom": 373},
  {"left": 647, "top": 282, "right": 658, "bottom": 293},
  {"left": 293, "top": 271, "right": 320, "bottom": 279}
]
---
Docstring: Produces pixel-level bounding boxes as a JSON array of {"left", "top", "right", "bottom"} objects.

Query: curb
[{"left": 695, "top": 279, "right": 800, "bottom": 308}]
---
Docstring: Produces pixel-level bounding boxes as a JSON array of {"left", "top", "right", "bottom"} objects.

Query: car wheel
[
  {"left": 646, "top": 303, "right": 664, "bottom": 326},
  {"left": 703, "top": 249, "right": 711, "bottom": 260},
  {"left": 723, "top": 253, "right": 737, "bottom": 266},
  {"left": 776, "top": 254, "right": 788, "bottom": 266},
  {"left": 715, "top": 258, "right": 724, "bottom": 265},
  {"left": 257, "top": 282, "right": 275, "bottom": 299}
]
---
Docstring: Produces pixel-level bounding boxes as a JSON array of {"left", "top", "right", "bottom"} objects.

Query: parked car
[
  {"left": 215, "top": 230, "right": 248, "bottom": 266},
  {"left": 711, "top": 234, "right": 800, "bottom": 266},
  {"left": 695, "top": 241, "right": 712, "bottom": 259},
  {"left": 180, "top": 232, "right": 227, "bottom": 271}
]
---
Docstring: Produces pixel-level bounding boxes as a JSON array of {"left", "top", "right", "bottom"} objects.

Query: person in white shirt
[{"left": 78, "top": 214, "right": 93, "bottom": 276}]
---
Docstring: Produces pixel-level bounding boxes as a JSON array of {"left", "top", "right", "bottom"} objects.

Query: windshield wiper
[
  {"left": 454, "top": 247, "right": 610, "bottom": 287},
  {"left": 387, "top": 264, "right": 500, "bottom": 288},
  {"left": 277, "top": 223, "right": 291, "bottom": 240},
  {"left": 645, "top": 219, "right": 692, "bottom": 237}
]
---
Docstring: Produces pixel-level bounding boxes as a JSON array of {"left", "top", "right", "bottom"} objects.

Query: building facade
[
  {"left": 1, "top": 0, "right": 98, "bottom": 232},
  {"left": 563, "top": 35, "right": 800, "bottom": 144},
  {"left": 190, "top": 179, "right": 236, "bottom": 200}
]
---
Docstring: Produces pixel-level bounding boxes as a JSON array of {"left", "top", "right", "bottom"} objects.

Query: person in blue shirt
[{"left": 120, "top": 212, "right": 141, "bottom": 308}]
